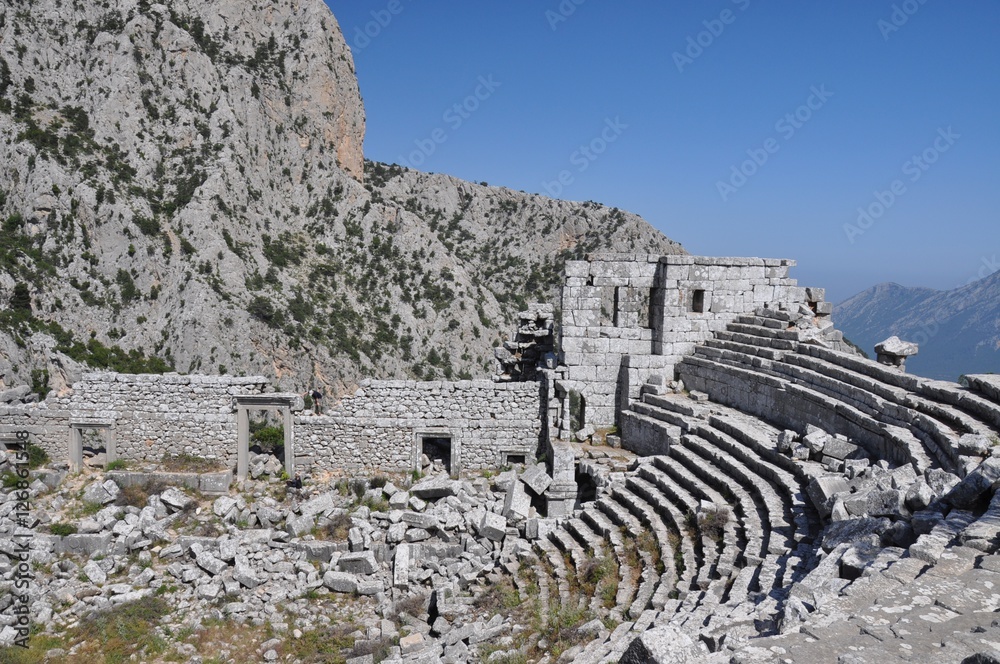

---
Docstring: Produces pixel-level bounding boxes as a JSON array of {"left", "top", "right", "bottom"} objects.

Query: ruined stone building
[{"left": 5, "top": 253, "right": 1000, "bottom": 660}]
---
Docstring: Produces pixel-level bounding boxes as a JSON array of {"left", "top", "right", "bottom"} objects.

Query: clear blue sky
[{"left": 326, "top": 1, "right": 1000, "bottom": 302}]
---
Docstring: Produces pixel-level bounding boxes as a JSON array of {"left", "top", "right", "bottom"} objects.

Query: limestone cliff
[{"left": 0, "top": 0, "right": 682, "bottom": 396}]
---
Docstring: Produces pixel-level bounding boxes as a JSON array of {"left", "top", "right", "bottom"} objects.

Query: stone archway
[{"left": 233, "top": 394, "right": 303, "bottom": 481}]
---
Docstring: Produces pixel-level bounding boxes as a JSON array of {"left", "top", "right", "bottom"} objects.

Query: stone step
[
  {"left": 678, "top": 354, "right": 922, "bottom": 469},
  {"left": 735, "top": 314, "right": 787, "bottom": 330},
  {"left": 702, "top": 416, "right": 816, "bottom": 536},
  {"left": 620, "top": 477, "right": 693, "bottom": 592},
  {"left": 704, "top": 337, "right": 788, "bottom": 361},
  {"left": 640, "top": 458, "right": 738, "bottom": 582},
  {"left": 549, "top": 527, "right": 587, "bottom": 580},
  {"left": 657, "top": 443, "right": 760, "bottom": 563},
  {"left": 773, "top": 358, "right": 959, "bottom": 472},
  {"left": 636, "top": 463, "right": 721, "bottom": 593},
  {"left": 580, "top": 505, "right": 640, "bottom": 617},
  {"left": 726, "top": 321, "right": 802, "bottom": 342},
  {"left": 565, "top": 516, "right": 606, "bottom": 558},
  {"left": 517, "top": 551, "right": 551, "bottom": 628},
  {"left": 534, "top": 534, "right": 572, "bottom": 606},
  {"left": 641, "top": 393, "right": 698, "bottom": 417},
  {"left": 610, "top": 483, "right": 683, "bottom": 597},
  {"left": 716, "top": 329, "right": 798, "bottom": 351},
  {"left": 788, "top": 352, "right": 998, "bottom": 443}
]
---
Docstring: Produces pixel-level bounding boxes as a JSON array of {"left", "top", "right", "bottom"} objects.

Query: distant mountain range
[{"left": 834, "top": 270, "right": 1000, "bottom": 381}]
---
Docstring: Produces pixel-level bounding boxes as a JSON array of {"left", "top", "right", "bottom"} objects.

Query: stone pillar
[
  {"left": 105, "top": 427, "right": 117, "bottom": 465},
  {"left": 237, "top": 407, "right": 249, "bottom": 481},
  {"left": 283, "top": 407, "right": 294, "bottom": 478},
  {"left": 68, "top": 427, "right": 83, "bottom": 472},
  {"left": 545, "top": 440, "right": 578, "bottom": 517}
]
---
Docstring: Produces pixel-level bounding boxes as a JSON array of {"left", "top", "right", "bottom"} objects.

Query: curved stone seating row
[
  {"left": 638, "top": 392, "right": 821, "bottom": 544},
  {"left": 801, "top": 345, "right": 1000, "bottom": 432},
  {"left": 683, "top": 310, "right": 1000, "bottom": 478},
  {"left": 638, "top": 458, "right": 740, "bottom": 590},
  {"left": 681, "top": 352, "right": 926, "bottom": 469},
  {"left": 579, "top": 505, "right": 640, "bottom": 619},
  {"left": 647, "top": 401, "right": 819, "bottom": 595}
]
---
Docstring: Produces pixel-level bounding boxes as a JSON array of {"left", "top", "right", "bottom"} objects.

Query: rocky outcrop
[{"left": 0, "top": 0, "right": 681, "bottom": 396}]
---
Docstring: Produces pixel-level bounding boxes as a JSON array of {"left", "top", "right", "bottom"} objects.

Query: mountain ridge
[
  {"left": 834, "top": 270, "right": 1000, "bottom": 380},
  {"left": 0, "top": 0, "right": 683, "bottom": 396}
]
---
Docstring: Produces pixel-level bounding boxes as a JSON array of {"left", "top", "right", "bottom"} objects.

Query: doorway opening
[
  {"left": 420, "top": 435, "right": 453, "bottom": 474},
  {"left": 69, "top": 423, "right": 115, "bottom": 471}
]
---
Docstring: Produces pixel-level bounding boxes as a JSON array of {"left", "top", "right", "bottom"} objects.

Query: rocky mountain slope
[
  {"left": 834, "top": 271, "right": 1000, "bottom": 380},
  {"left": 0, "top": 0, "right": 682, "bottom": 397}
]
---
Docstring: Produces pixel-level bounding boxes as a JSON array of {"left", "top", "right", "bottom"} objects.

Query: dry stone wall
[
  {"left": 560, "top": 254, "right": 819, "bottom": 429},
  {"left": 295, "top": 380, "right": 542, "bottom": 475},
  {"left": 1, "top": 373, "right": 268, "bottom": 466}
]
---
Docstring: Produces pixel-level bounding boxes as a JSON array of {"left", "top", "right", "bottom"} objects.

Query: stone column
[
  {"left": 68, "top": 427, "right": 83, "bottom": 471},
  {"left": 283, "top": 407, "right": 294, "bottom": 478},
  {"left": 237, "top": 407, "right": 249, "bottom": 481},
  {"left": 105, "top": 427, "right": 117, "bottom": 465}
]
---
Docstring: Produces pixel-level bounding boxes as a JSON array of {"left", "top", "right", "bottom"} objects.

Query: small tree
[{"left": 10, "top": 282, "right": 31, "bottom": 314}]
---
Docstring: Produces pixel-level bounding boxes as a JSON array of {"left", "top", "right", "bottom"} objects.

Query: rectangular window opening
[{"left": 692, "top": 289, "right": 706, "bottom": 313}]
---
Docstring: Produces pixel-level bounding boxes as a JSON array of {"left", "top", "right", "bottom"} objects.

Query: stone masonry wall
[
  {"left": 0, "top": 373, "right": 268, "bottom": 466},
  {"left": 560, "top": 254, "right": 812, "bottom": 429},
  {"left": 295, "top": 379, "right": 542, "bottom": 476}
]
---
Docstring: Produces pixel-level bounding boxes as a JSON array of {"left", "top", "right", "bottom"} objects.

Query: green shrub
[
  {"left": 106, "top": 459, "right": 128, "bottom": 471},
  {"left": 250, "top": 422, "right": 283, "bottom": 452},
  {"left": 27, "top": 443, "right": 48, "bottom": 469},
  {"left": 50, "top": 523, "right": 77, "bottom": 536}
]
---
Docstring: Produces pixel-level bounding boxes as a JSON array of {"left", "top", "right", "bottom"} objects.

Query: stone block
[
  {"left": 822, "top": 436, "right": 860, "bottom": 461},
  {"left": 300, "top": 492, "right": 336, "bottom": 518},
  {"left": 82, "top": 479, "right": 120, "bottom": 505},
  {"left": 409, "top": 476, "right": 459, "bottom": 499},
  {"left": 338, "top": 551, "right": 378, "bottom": 575},
  {"left": 520, "top": 464, "right": 552, "bottom": 496},
  {"left": 479, "top": 511, "right": 506, "bottom": 542},
  {"left": 394, "top": 543, "right": 410, "bottom": 589},
  {"left": 502, "top": 481, "right": 531, "bottom": 522},
  {"left": 199, "top": 470, "right": 233, "bottom": 494},
  {"left": 323, "top": 571, "right": 358, "bottom": 594},
  {"left": 57, "top": 533, "right": 113, "bottom": 557}
]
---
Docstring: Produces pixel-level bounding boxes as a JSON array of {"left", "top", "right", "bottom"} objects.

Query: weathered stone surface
[
  {"left": 479, "top": 512, "right": 506, "bottom": 541},
  {"left": 409, "top": 476, "right": 459, "bottom": 499},
  {"left": 875, "top": 336, "right": 919, "bottom": 357},
  {"left": 502, "top": 481, "right": 531, "bottom": 522},
  {"left": 338, "top": 551, "right": 377, "bottom": 575},
  {"left": 619, "top": 624, "right": 701, "bottom": 663},
  {"left": 520, "top": 464, "right": 552, "bottom": 496},
  {"left": 945, "top": 457, "right": 1000, "bottom": 508},
  {"left": 820, "top": 518, "right": 890, "bottom": 552},
  {"left": 160, "top": 488, "right": 195, "bottom": 511},
  {"left": 82, "top": 480, "right": 119, "bottom": 505},
  {"left": 323, "top": 571, "right": 358, "bottom": 594}
]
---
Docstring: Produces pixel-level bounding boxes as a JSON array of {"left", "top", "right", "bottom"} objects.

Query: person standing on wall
[{"left": 310, "top": 388, "right": 323, "bottom": 415}]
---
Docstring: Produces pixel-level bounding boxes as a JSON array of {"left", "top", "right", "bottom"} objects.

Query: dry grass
[{"left": 160, "top": 453, "right": 225, "bottom": 473}]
